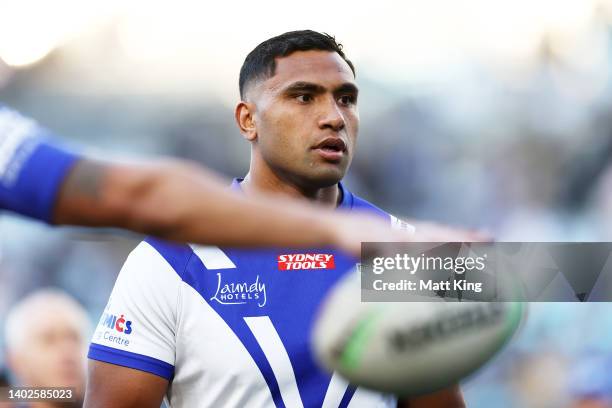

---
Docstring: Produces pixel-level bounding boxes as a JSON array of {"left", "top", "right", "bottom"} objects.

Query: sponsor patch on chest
[{"left": 277, "top": 253, "right": 335, "bottom": 270}]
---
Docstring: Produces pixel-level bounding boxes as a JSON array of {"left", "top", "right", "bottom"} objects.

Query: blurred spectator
[
  {"left": 511, "top": 352, "right": 571, "bottom": 408},
  {"left": 0, "top": 368, "right": 15, "bottom": 408},
  {"left": 3, "top": 289, "right": 90, "bottom": 407},
  {"left": 569, "top": 354, "right": 612, "bottom": 408}
]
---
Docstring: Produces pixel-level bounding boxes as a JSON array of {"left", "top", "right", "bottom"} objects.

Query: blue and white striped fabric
[{"left": 89, "top": 180, "right": 406, "bottom": 408}]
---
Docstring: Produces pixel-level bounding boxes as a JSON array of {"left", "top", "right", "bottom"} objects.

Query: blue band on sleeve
[
  {"left": 88, "top": 343, "right": 175, "bottom": 380},
  {"left": 0, "top": 139, "right": 80, "bottom": 223}
]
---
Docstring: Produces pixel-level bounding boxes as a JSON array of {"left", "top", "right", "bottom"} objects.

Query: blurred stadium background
[{"left": 2, "top": 0, "right": 612, "bottom": 406}]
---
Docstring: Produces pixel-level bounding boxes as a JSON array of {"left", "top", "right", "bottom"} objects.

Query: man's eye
[
  {"left": 338, "top": 95, "right": 356, "bottom": 106},
  {"left": 296, "top": 94, "right": 313, "bottom": 103}
]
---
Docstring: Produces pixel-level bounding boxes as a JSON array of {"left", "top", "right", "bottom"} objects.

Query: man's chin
[{"left": 302, "top": 169, "right": 346, "bottom": 188}]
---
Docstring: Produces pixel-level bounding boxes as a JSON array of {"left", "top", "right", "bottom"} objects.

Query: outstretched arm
[{"left": 54, "top": 158, "right": 409, "bottom": 254}]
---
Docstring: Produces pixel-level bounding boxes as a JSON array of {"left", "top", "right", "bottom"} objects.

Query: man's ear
[{"left": 235, "top": 101, "right": 257, "bottom": 142}]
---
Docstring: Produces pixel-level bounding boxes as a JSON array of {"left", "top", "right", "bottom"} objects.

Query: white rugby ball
[{"left": 312, "top": 270, "right": 525, "bottom": 396}]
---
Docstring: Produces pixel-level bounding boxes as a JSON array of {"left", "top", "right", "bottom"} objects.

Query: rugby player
[
  {"left": 86, "top": 31, "right": 466, "bottom": 407},
  {"left": 0, "top": 105, "right": 414, "bottom": 255}
]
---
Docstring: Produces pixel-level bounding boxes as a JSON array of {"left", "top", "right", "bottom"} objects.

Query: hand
[
  {"left": 328, "top": 214, "right": 492, "bottom": 257},
  {"left": 407, "top": 220, "right": 492, "bottom": 242},
  {"left": 329, "top": 212, "right": 418, "bottom": 256}
]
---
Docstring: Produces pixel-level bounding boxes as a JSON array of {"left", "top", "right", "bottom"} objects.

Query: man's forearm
[
  {"left": 138, "top": 161, "right": 338, "bottom": 248},
  {"left": 54, "top": 159, "right": 337, "bottom": 248}
]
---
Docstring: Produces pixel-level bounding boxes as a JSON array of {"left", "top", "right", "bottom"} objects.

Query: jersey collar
[{"left": 231, "top": 178, "right": 353, "bottom": 210}]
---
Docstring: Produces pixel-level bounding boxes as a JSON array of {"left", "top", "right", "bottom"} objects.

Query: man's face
[
  {"left": 8, "top": 304, "right": 86, "bottom": 397},
  {"left": 247, "top": 50, "right": 359, "bottom": 188}
]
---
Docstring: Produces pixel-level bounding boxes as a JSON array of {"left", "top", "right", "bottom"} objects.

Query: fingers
[{"left": 410, "top": 221, "right": 493, "bottom": 243}]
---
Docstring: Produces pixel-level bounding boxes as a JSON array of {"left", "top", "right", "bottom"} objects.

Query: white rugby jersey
[
  {"left": 89, "top": 180, "right": 411, "bottom": 408},
  {"left": 0, "top": 105, "right": 79, "bottom": 222}
]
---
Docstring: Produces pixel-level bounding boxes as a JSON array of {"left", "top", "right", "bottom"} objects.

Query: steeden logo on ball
[{"left": 278, "top": 253, "right": 335, "bottom": 270}]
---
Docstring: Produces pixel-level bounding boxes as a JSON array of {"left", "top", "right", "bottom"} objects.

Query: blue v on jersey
[
  {"left": 0, "top": 106, "right": 79, "bottom": 222},
  {"left": 88, "top": 180, "right": 411, "bottom": 408}
]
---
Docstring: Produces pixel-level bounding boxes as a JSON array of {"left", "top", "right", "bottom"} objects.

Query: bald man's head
[{"left": 4, "top": 289, "right": 89, "bottom": 399}]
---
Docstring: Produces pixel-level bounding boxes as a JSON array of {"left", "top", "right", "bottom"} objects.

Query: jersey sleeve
[
  {"left": 88, "top": 241, "right": 184, "bottom": 380},
  {"left": 0, "top": 106, "right": 80, "bottom": 222}
]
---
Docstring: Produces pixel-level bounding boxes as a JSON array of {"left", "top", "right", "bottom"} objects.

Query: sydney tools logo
[{"left": 277, "top": 253, "right": 335, "bottom": 270}]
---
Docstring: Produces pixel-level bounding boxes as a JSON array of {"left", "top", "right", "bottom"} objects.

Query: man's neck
[{"left": 240, "top": 168, "right": 341, "bottom": 209}]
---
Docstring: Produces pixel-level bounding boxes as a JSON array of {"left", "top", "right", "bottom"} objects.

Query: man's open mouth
[{"left": 313, "top": 138, "right": 347, "bottom": 153}]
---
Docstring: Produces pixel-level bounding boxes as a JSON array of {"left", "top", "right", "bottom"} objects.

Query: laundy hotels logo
[
  {"left": 277, "top": 253, "right": 335, "bottom": 270},
  {"left": 211, "top": 273, "right": 267, "bottom": 307}
]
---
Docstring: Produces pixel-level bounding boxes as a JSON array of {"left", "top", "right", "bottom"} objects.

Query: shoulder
[
  {"left": 125, "top": 238, "right": 195, "bottom": 280},
  {"left": 136, "top": 238, "right": 241, "bottom": 281},
  {"left": 346, "top": 189, "right": 415, "bottom": 233},
  {"left": 350, "top": 194, "right": 390, "bottom": 218},
  {"left": 341, "top": 183, "right": 389, "bottom": 218}
]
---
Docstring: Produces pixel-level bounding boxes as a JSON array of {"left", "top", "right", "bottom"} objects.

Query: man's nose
[{"left": 318, "top": 97, "right": 345, "bottom": 132}]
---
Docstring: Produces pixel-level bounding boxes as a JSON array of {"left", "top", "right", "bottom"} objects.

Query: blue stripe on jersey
[
  {"left": 181, "top": 245, "right": 357, "bottom": 407},
  {"left": 0, "top": 116, "right": 80, "bottom": 222},
  {"left": 144, "top": 237, "right": 194, "bottom": 277},
  {"left": 88, "top": 343, "right": 175, "bottom": 380},
  {"left": 339, "top": 385, "right": 358, "bottom": 408},
  {"left": 183, "top": 248, "right": 288, "bottom": 407},
  {"left": 143, "top": 237, "right": 293, "bottom": 406},
  {"left": 138, "top": 238, "right": 290, "bottom": 407}
]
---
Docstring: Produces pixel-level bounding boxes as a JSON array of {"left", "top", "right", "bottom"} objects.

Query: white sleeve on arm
[{"left": 88, "top": 241, "right": 182, "bottom": 380}]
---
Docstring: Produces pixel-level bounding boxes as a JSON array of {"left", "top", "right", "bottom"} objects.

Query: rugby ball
[{"left": 311, "top": 269, "right": 525, "bottom": 396}]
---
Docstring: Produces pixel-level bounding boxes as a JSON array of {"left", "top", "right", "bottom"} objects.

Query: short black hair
[{"left": 239, "top": 30, "right": 355, "bottom": 99}]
